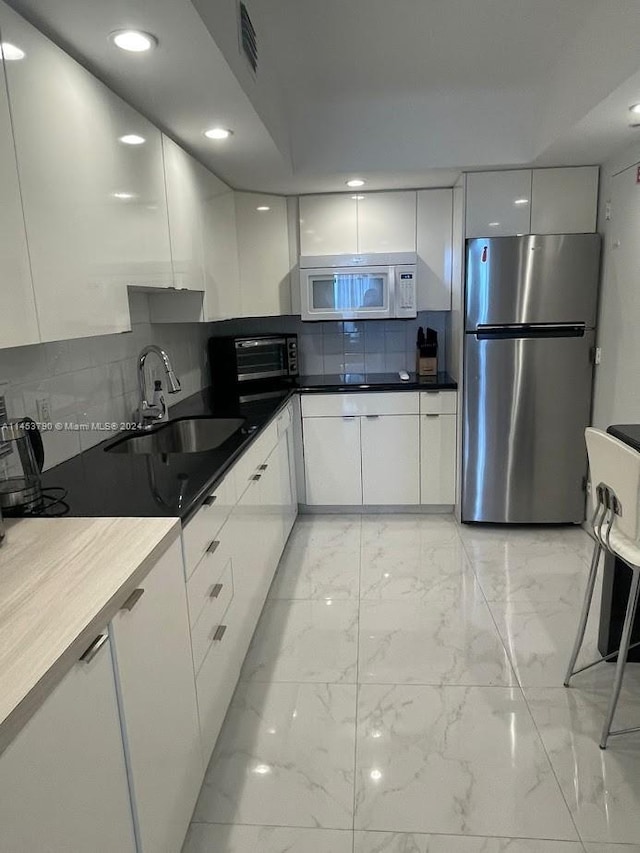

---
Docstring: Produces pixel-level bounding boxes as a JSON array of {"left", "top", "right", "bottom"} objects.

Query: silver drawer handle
[
  {"left": 366, "top": 415, "right": 380, "bottom": 419},
  {"left": 425, "top": 413, "right": 440, "bottom": 418},
  {"left": 80, "top": 633, "right": 108, "bottom": 664},
  {"left": 258, "top": 463, "right": 268, "bottom": 471},
  {"left": 209, "top": 583, "right": 223, "bottom": 599},
  {"left": 121, "top": 588, "right": 145, "bottom": 612},
  {"left": 213, "top": 624, "right": 227, "bottom": 642},
  {"left": 343, "top": 416, "right": 356, "bottom": 421},
  {"left": 203, "top": 495, "right": 217, "bottom": 507},
  {"left": 252, "top": 473, "right": 262, "bottom": 481},
  {"left": 207, "top": 539, "right": 220, "bottom": 554}
]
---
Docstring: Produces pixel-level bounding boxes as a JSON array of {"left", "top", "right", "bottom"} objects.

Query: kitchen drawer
[
  {"left": 190, "top": 559, "right": 233, "bottom": 674},
  {"left": 186, "top": 523, "right": 231, "bottom": 629},
  {"left": 302, "top": 392, "right": 419, "bottom": 418},
  {"left": 420, "top": 391, "right": 457, "bottom": 415},
  {"left": 182, "top": 474, "right": 235, "bottom": 579},
  {"left": 233, "top": 420, "right": 278, "bottom": 498}
]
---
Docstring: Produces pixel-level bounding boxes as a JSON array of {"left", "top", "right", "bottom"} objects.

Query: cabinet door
[
  {"left": 0, "top": 637, "right": 136, "bottom": 853},
  {"left": 416, "top": 189, "right": 453, "bottom": 310},
  {"left": 0, "top": 48, "right": 38, "bottom": 349},
  {"left": 357, "top": 191, "right": 417, "bottom": 253},
  {"left": 361, "top": 415, "right": 420, "bottom": 505},
  {"left": 203, "top": 174, "right": 240, "bottom": 320},
  {"left": 236, "top": 192, "right": 291, "bottom": 317},
  {"left": 531, "top": 167, "right": 599, "bottom": 234},
  {"left": 303, "top": 416, "right": 362, "bottom": 505},
  {"left": 162, "top": 135, "right": 206, "bottom": 292},
  {"left": 420, "top": 413, "right": 456, "bottom": 504},
  {"left": 110, "top": 538, "right": 202, "bottom": 853},
  {"left": 466, "top": 171, "right": 532, "bottom": 238},
  {"left": 299, "top": 194, "right": 358, "bottom": 256},
  {"left": 0, "top": 5, "right": 172, "bottom": 342}
]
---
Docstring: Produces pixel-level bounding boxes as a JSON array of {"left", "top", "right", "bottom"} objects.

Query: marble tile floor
[{"left": 183, "top": 515, "right": 640, "bottom": 853}]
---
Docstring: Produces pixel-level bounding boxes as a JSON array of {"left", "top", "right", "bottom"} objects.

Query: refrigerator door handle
[{"left": 475, "top": 323, "right": 586, "bottom": 340}]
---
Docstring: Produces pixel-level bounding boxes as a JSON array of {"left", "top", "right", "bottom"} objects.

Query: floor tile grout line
[
  {"left": 455, "top": 519, "right": 587, "bottom": 850},
  {"left": 352, "top": 515, "right": 362, "bottom": 853}
]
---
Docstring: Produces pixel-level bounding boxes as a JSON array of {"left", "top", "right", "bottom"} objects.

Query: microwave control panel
[{"left": 395, "top": 265, "right": 417, "bottom": 318}]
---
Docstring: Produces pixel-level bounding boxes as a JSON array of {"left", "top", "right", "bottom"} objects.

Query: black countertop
[
  {"left": 297, "top": 371, "right": 457, "bottom": 393},
  {"left": 38, "top": 373, "right": 458, "bottom": 523},
  {"left": 608, "top": 424, "right": 640, "bottom": 452}
]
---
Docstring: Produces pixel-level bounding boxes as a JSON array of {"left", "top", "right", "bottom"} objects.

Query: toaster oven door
[{"left": 235, "top": 338, "right": 289, "bottom": 381}]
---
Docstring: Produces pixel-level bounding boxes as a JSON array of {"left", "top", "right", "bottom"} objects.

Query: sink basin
[{"left": 106, "top": 417, "right": 246, "bottom": 455}]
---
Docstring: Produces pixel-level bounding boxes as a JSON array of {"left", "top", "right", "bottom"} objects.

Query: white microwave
[{"left": 299, "top": 253, "right": 417, "bottom": 321}]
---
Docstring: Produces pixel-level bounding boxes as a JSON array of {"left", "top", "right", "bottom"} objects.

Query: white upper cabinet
[
  {"left": 416, "top": 189, "right": 453, "bottom": 310},
  {"left": 530, "top": 167, "right": 599, "bottom": 234},
  {"left": 299, "top": 194, "right": 358, "bottom": 256},
  {"left": 299, "top": 191, "right": 417, "bottom": 257},
  {"left": 203, "top": 175, "right": 240, "bottom": 320},
  {"left": 466, "top": 170, "right": 532, "bottom": 238},
  {"left": 0, "top": 4, "right": 173, "bottom": 342},
  {"left": 236, "top": 192, "right": 291, "bottom": 317},
  {"left": 357, "top": 191, "right": 416, "bottom": 253},
  {"left": 162, "top": 135, "right": 206, "bottom": 292},
  {"left": 0, "top": 47, "right": 38, "bottom": 349}
]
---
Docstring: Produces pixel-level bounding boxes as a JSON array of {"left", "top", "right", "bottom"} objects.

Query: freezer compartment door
[
  {"left": 466, "top": 235, "right": 601, "bottom": 330},
  {"left": 462, "top": 330, "right": 595, "bottom": 523}
]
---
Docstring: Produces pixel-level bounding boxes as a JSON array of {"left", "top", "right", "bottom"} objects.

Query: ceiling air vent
[{"left": 239, "top": 2, "right": 258, "bottom": 74}]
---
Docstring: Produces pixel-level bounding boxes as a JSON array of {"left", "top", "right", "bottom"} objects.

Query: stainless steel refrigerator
[{"left": 462, "top": 234, "right": 601, "bottom": 524}]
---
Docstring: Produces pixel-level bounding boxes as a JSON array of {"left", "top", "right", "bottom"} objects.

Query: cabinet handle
[
  {"left": 121, "top": 588, "right": 145, "bottom": 612},
  {"left": 252, "top": 473, "right": 262, "bottom": 481},
  {"left": 366, "top": 415, "right": 380, "bottom": 419},
  {"left": 203, "top": 495, "right": 217, "bottom": 506},
  {"left": 258, "top": 463, "right": 268, "bottom": 471},
  {"left": 209, "top": 583, "right": 223, "bottom": 599},
  {"left": 213, "top": 624, "right": 227, "bottom": 642},
  {"left": 343, "top": 416, "right": 356, "bottom": 421},
  {"left": 425, "top": 413, "right": 440, "bottom": 418},
  {"left": 207, "top": 539, "right": 220, "bottom": 554},
  {"left": 79, "top": 633, "right": 108, "bottom": 664}
]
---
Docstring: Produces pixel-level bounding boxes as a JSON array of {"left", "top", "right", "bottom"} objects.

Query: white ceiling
[{"left": 7, "top": 0, "right": 640, "bottom": 193}]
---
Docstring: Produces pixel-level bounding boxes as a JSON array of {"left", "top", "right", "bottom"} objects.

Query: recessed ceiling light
[
  {"left": 119, "top": 134, "right": 146, "bottom": 145},
  {"left": 256, "top": 205, "right": 270, "bottom": 211},
  {"left": 204, "top": 127, "right": 233, "bottom": 140},
  {"left": 514, "top": 198, "right": 529, "bottom": 205},
  {"left": 112, "top": 191, "right": 136, "bottom": 200},
  {"left": 489, "top": 221, "right": 500, "bottom": 227},
  {"left": 629, "top": 103, "right": 640, "bottom": 114},
  {"left": 110, "top": 30, "right": 157, "bottom": 53},
  {"left": 351, "top": 195, "right": 365, "bottom": 200},
  {"left": 0, "top": 42, "right": 25, "bottom": 61},
  {"left": 346, "top": 178, "right": 365, "bottom": 187}
]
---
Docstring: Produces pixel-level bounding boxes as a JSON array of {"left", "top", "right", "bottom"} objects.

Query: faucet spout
[{"left": 137, "top": 345, "right": 181, "bottom": 428}]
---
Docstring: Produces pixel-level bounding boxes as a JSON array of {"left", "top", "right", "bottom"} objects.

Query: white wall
[
  {"left": 592, "top": 139, "right": 640, "bottom": 428},
  {"left": 0, "top": 293, "right": 210, "bottom": 470}
]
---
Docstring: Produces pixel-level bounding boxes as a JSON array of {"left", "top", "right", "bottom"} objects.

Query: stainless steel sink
[{"left": 106, "top": 417, "right": 246, "bottom": 455}]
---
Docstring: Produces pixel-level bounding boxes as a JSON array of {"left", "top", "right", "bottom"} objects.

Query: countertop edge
[{"left": 0, "top": 517, "right": 180, "bottom": 755}]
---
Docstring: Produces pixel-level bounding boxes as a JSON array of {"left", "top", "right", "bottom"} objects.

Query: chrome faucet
[{"left": 136, "top": 345, "right": 181, "bottom": 429}]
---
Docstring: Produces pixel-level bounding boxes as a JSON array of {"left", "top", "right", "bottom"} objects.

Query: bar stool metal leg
[
  {"left": 600, "top": 566, "right": 640, "bottom": 749},
  {"left": 564, "top": 538, "right": 602, "bottom": 687}
]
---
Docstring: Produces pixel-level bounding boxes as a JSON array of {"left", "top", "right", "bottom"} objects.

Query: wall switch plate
[
  {"left": 36, "top": 395, "right": 52, "bottom": 425},
  {"left": 594, "top": 346, "right": 602, "bottom": 365}
]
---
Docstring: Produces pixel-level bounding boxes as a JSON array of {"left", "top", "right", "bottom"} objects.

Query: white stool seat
[{"left": 564, "top": 427, "right": 640, "bottom": 749}]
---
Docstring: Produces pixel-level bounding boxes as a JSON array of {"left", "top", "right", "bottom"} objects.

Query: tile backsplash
[
  {"left": 0, "top": 293, "right": 209, "bottom": 471},
  {"left": 209, "top": 312, "right": 449, "bottom": 376}
]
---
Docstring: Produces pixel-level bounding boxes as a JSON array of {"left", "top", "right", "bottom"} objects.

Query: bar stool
[{"left": 564, "top": 427, "right": 640, "bottom": 749}]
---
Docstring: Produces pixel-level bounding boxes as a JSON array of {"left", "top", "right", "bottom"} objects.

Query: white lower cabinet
[
  {"left": 110, "top": 537, "right": 202, "bottom": 853},
  {"left": 304, "top": 415, "right": 363, "bottom": 505},
  {"left": 361, "top": 415, "right": 420, "bottom": 505},
  {"left": 0, "top": 636, "right": 136, "bottom": 853},
  {"left": 302, "top": 392, "right": 457, "bottom": 507}
]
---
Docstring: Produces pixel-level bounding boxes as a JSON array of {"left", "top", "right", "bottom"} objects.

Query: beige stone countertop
[{"left": 0, "top": 515, "right": 180, "bottom": 753}]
